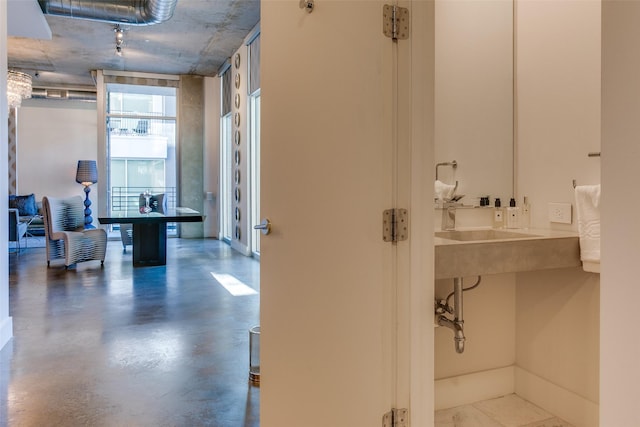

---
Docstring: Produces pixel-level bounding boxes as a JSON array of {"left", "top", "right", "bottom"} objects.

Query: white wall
[
  {"left": 515, "top": 268, "right": 599, "bottom": 426},
  {"left": 601, "top": 1, "right": 640, "bottom": 425},
  {"left": 435, "top": 274, "right": 516, "bottom": 379},
  {"left": 16, "top": 99, "right": 99, "bottom": 214},
  {"left": 514, "top": 1, "right": 601, "bottom": 425},
  {"left": 0, "top": 0, "right": 12, "bottom": 351},
  {"left": 516, "top": 0, "right": 601, "bottom": 231}
]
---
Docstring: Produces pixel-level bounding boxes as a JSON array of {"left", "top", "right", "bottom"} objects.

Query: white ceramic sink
[{"left": 435, "top": 229, "right": 540, "bottom": 242}]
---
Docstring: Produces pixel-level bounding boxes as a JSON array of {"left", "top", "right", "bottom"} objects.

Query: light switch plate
[{"left": 548, "top": 202, "right": 572, "bottom": 224}]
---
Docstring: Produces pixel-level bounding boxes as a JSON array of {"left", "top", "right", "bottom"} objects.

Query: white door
[{"left": 260, "top": 1, "right": 433, "bottom": 426}]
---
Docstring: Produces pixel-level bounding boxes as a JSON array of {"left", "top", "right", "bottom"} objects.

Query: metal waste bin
[{"left": 249, "top": 325, "right": 260, "bottom": 385}]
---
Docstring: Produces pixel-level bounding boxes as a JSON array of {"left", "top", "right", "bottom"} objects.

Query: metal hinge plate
[
  {"left": 383, "top": 208, "right": 408, "bottom": 243},
  {"left": 383, "top": 4, "right": 409, "bottom": 40},
  {"left": 382, "top": 408, "right": 408, "bottom": 427}
]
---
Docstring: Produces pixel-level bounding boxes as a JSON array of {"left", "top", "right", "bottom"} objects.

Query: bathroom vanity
[{"left": 434, "top": 228, "right": 581, "bottom": 279}]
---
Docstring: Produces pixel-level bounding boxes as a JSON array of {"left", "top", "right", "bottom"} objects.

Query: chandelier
[{"left": 7, "top": 70, "right": 33, "bottom": 108}]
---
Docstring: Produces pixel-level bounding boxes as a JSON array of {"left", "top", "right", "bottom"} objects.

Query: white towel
[
  {"left": 574, "top": 184, "right": 601, "bottom": 273},
  {"left": 434, "top": 180, "right": 457, "bottom": 201}
]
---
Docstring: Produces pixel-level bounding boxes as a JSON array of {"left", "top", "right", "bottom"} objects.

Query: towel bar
[{"left": 435, "top": 160, "right": 457, "bottom": 181}]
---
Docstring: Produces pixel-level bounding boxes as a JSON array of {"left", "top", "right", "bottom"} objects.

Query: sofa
[
  {"left": 9, "top": 208, "right": 28, "bottom": 253},
  {"left": 9, "top": 193, "right": 45, "bottom": 236}
]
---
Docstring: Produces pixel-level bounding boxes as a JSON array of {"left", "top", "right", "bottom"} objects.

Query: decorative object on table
[
  {"left": 7, "top": 70, "right": 32, "bottom": 108},
  {"left": 122, "top": 193, "right": 168, "bottom": 250},
  {"left": 142, "top": 189, "right": 152, "bottom": 213},
  {"left": 42, "top": 196, "right": 107, "bottom": 269},
  {"left": 75, "top": 160, "right": 98, "bottom": 228}
]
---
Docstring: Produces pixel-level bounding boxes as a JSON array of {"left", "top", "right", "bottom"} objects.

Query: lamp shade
[{"left": 76, "top": 160, "right": 98, "bottom": 185}]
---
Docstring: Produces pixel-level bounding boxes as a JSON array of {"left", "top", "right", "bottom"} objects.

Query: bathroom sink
[
  {"left": 435, "top": 229, "right": 540, "bottom": 242},
  {"left": 434, "top": 229, "right": 581, "bottom": 279}
]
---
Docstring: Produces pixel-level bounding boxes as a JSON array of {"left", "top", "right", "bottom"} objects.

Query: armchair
[
  {"left": 42, "top": 196, "right": 107, "bottom": 268},
  {"left": 9, "top": 208, "right": 28, "bottom": 253}
]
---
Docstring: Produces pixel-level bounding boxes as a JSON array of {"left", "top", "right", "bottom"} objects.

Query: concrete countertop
[{"left": 434, "top": 228, "right": 581, "bottom": 279}]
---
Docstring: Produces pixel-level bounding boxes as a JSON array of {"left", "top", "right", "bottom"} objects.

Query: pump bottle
[
  {"left": 506, "top": 197, "right": 520, "bottom": 229},
  {"left": 493, "top": 198, "right": 504, "bottom": 229}
]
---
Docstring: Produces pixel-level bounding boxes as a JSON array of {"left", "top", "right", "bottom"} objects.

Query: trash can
[{"left": 249, "top": 325, "right": 260, "bottom": 385}]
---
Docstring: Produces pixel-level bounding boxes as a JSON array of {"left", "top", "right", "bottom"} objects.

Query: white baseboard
[
  {"left": 230, "top": 239, "right": 251, "bottom": 257},
  {"left": 0, "top": 316, "right": 13, "bottom": 351},
  {"left": 435, "top": 366, "right": 515, "bottom": 410},
  {"left": 515, "top": 367, "right": 599, "bottom": 427}
]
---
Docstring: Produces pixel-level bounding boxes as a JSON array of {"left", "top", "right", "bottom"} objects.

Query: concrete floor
[{"left": 1, "top": 238, "right": 260, "bottom": 426}]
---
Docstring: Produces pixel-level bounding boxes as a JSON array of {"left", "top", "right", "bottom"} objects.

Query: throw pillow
[{"left": 9, "top": 194, "right": 38, "bottom": 216}]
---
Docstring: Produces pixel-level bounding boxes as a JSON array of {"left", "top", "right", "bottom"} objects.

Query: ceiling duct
[
  {"left": 38, "top": 0, "right": 178, "bottom": 26},
  {"left": 31, "top": 87, "right": 97, "bottom": 102}
]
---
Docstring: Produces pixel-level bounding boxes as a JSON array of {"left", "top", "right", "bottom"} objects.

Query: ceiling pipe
[
  {"left": 38, "top": 0, "right": 178, "bottom": 26},
  {"left": 31, "top": 88, "right": 97, "bottom": 102}
]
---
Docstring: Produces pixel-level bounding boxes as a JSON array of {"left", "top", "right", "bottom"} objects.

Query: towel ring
[{"left": 435, "top": 160, "right": 458, "bottom": 181}]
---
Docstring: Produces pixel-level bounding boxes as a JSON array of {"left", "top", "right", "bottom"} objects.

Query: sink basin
[
  {"left": 435, "top": 229, "right": 540, "bottom": 242},
  {"left": 434, "top": 228, "right": 581, "bottom": 279}
]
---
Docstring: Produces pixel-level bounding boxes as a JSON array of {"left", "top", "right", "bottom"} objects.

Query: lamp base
[{"left": 83, "top": 185, "right": 94, "bottom": 228}]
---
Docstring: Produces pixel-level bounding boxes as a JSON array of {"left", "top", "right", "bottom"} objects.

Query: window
[
  {"left": 249, "top": 91, "right": 261, "bottom": 255},
  {"left": 106, "top": 84, "right": 177, "bottom": 235},
  {"left": 220, "top": 113, "right": 233, "bottom": 242}
]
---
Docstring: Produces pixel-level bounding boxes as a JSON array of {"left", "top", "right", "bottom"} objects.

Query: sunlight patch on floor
[{"left": 211, "top": 272, "right": 259, "bottom": 296}]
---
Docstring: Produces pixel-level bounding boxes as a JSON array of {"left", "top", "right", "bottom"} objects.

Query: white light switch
[{"left": 548, "top": 202, "right": 572, "bottom": 224}]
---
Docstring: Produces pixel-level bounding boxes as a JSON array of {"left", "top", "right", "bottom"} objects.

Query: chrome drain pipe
[{"left": 435, "top": 276, "right": 479, "bottom": 354}]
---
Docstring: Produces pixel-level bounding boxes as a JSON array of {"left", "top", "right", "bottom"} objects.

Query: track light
[{"left": 114, "top": 25, "right": 124, "bottom": 56}]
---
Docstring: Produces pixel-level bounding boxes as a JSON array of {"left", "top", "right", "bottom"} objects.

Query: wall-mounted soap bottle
[
  {"left": 493, "top": 198, "right": 504, "bottom": 229},
  {"left": 521, "top": 196, "right": 531, "bottom": 229},
  {"left": 506, "top": 197, "right": 520, "bottom": 229}
]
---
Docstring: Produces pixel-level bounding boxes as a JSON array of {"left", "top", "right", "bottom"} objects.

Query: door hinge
[
  {"left": 383, "top": 4, "right": 409, "bottom": 40},
  {"left": 382, "top": 408, "right": 408, "bottom": 427},
  {"left": 383, "top": 208, "right": 408, "bottom": 243}
]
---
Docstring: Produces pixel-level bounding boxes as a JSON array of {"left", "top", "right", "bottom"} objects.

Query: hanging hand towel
[
  {"left": 574, "top": 184, "right": 601, "bottom": 273},
  {"left": 434, "top": 180, "right": 457, "bottom": 201}
]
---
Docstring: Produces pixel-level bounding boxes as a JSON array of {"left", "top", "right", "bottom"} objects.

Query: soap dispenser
[
  {"left": 506, "top": 197, "right": 520, "bottom": 229},
  {"left": 493, "top": 198, "right": 504, "bottom": 229}
]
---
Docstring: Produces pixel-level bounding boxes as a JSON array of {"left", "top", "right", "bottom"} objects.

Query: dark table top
[{"left": 98, "top": 207, "right": 204, "bottom": 225}]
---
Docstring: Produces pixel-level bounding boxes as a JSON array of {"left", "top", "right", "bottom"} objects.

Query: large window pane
[
  {"left": 106, "top": 83, "right": 177, "bottom": 235},
  {"left": 250, "top": 93, "right": 261, "bottom": 256},
  {"left": 220, "top": 114, "right": 233, "bottom": 242}
]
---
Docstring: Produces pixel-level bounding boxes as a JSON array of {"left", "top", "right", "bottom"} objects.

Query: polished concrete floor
[{"left": 1, "top": 238, "right": 260, "bottom": 426}]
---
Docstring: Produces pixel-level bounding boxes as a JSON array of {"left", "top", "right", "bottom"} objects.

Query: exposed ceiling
[{"left": 7, "top": 0, "right": 260, "bottom": 89}]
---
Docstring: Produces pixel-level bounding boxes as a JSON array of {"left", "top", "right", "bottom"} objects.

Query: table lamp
[{"left": 76, "top": 160, "right": 98, "bottom": 228}]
